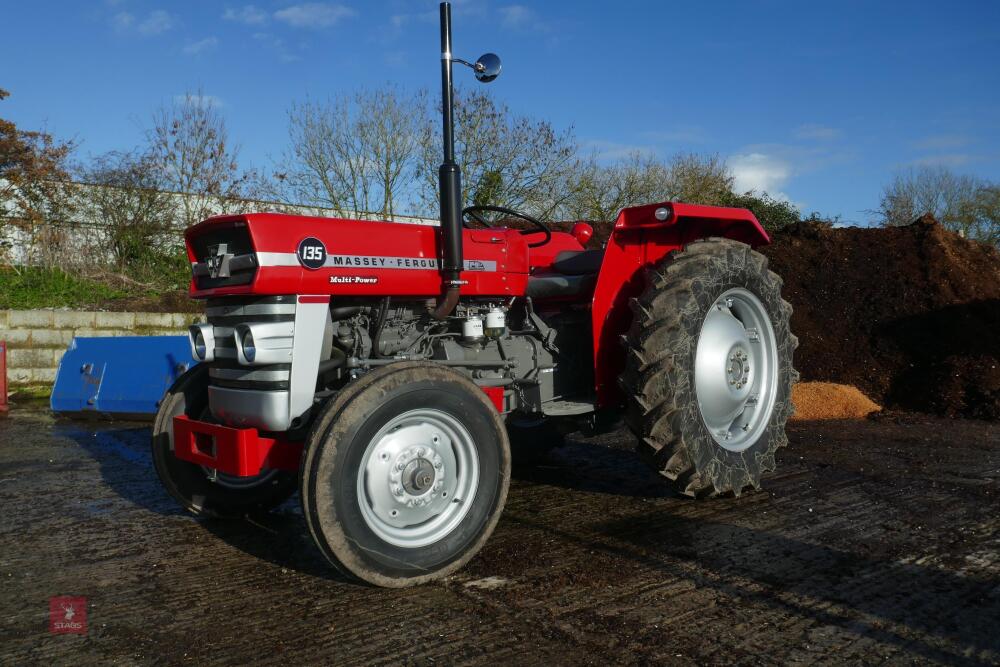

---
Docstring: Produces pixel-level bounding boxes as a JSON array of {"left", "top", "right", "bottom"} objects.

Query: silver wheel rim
[
  {"left": 357, "top": 408, "right": 480, "bottom": 548},
  {"left": 695, "top": 287, "right": 779, "bottom": 452}
]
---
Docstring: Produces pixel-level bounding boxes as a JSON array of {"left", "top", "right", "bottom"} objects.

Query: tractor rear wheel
[
  {"left": 151, "top": 365, "right": 298, "bottom": 518},
  {"left": 300, "top": 362, "right": 511, "bottom": 587},
  {"left": 622, "top": 237, "right": 797, "bottom": 497}
]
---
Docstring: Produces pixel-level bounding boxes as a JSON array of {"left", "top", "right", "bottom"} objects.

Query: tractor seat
[
  {"left": 549, "top": 249, "right": 604, "bottom": 275},
  {"left": 525, "top": 249, "right": 604, "bottom": 299}
]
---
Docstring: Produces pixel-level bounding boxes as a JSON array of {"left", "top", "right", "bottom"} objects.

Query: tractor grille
[
  {"left": 190, "top": 221, "right": 257, "bottom": 290},
  {"left": 205, "top": 296, "right": 295, "bottom": 391}
]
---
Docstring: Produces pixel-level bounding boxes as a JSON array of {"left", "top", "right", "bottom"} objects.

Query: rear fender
[{"left": 590, "top": 202, "right": 769, "bottom": 408}]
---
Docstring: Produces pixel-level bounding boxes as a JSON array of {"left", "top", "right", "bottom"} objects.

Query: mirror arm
[{"left": 452, "top": 58, "right": 482, "bottom": 72}]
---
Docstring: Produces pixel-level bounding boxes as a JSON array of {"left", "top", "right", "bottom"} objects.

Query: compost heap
[{"left": 761, "top": 216, "right": 1000, "bottom": 420}]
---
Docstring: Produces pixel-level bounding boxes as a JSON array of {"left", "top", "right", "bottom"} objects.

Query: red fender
[{"left": 590, "top": 202, "right": 769, "bottom": 408}]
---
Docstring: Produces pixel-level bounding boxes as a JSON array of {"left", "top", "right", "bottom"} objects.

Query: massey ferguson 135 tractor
[{"left": 153, "top": 2, "right": 796, "bottom": 587}]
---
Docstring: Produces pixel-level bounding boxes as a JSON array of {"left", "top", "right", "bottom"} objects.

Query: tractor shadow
[
  {"left": 511, "top": 509, "right": 1000, "bottom": 665},
  {"left": 510, "top": 428, "right": 676, "bottom": 499},
  {"left": 61, "top": 421, "right": 348, "bottom": 582},
  {"left": 504, "top": 430, "right": 1000, "bottom": 665}
]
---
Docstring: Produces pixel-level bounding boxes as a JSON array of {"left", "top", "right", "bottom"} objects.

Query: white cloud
[
  {"left": 499, "top": 5, "right": 533, "bottom": 28},
  {"left": 728, "top": 152, "right": 792, "bottom": 200},
  {"left": 252, "top": 32, "right": 299, "bottom": 63},
  {"left": 223, "top": 5, "right": 269, "bottom": 25},
  {"left": 114, "top": 9, "right": 174, "bottom": 35},
  {"left": 793, "top": 124, "right": 841, "bottom": 141},
  {"left": 112, "top": 11, "right": 134, "bottom": 30},
  {"left": 273, "top": 3, "right": 356, "bottom": 28},
  {"left": 174, "top": 93, "right": 224, "bottom": 108},
  {"left": 911, "top": 134, "right": 970, "bottom": 151},
  {"left": 138, "top": 9, "right": 174, "bottom": 35},
  {"left": 641, "top": 126, "right": 707, "bottom": 144},
  {"left": 182, "top": 37, "right": 219, "bottom": 55},
  {"left": 907, "top": 153, "right": 975, "bottom": 168}
]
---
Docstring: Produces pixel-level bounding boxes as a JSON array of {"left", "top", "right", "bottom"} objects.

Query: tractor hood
[{"left": 185, "top": 212, "right": 529, "bottom": 299}]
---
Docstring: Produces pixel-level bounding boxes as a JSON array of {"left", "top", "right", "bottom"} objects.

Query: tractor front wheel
[
  {"left": 151, "top": 365, "right": 298, "bottom": 518},
  {"left": 300, "top": 362, "right": 511, "bottom": 587},
  {"left": 622, "top": 237, "right": 798, "bottom": 497}
]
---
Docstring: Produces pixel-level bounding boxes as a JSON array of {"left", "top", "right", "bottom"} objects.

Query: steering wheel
[{"left": 462, "top": 205, "right": 552, "bottom": 248}]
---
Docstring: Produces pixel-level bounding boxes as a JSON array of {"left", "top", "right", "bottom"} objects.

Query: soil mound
[
  {"left": 762, "top": 216, "right": 1000, "bottom": 419},
  {"left": 791, "top": 382, "right": 881, "bottom": 420}
]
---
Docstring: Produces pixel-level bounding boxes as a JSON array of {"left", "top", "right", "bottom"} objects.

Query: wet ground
[{"left": 0, "top": 409, "right": 998, "bottom": 666}]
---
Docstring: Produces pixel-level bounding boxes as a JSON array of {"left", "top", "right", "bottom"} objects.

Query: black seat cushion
[
  {"left": 549, "top": 249, "right": 604, "bottom": 276},
  {"left": 525, "top": 272, "right": 598, "bottom": 299}
]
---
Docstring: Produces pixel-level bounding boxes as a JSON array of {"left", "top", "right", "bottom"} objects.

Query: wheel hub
[
  {"left": 695, "top": 288, "right": 779, "bottom": 452},
  {"left": 389, "top": 445, "right": 446, "bottom": 508},
  {"left": 403, "top": 458, "right": 436, "bottom": 494},
  {"left": 357, "top": 408, "right": 480, "bottom": 548},
  {"left": 727, "top": 347, "right": 751, "bottom": 390}
]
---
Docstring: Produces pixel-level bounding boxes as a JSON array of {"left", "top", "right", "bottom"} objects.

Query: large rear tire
[
  {"left": 622, "top": 237, "right": 798, "bottom": 497},
  {"left": 151, "top": 366, "right": 298, "bottom": 518},
  {"left": 300, "top": 362, "right": 511, "bottom": 587}
]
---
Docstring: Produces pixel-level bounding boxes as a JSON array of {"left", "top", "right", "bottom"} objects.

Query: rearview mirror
[{"left": 474, "top": 53, "right": 502, "bottom": 83}]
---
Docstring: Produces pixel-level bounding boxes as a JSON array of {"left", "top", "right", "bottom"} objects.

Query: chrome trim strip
[
  {"left": 209, "top": 367, "right": 291, "bottom": 382},
  {"left": 254, "top": 251, "right": 497, "bottom": 272},
  {"left": 206, "top": 303, "right": 297, "bottom": 317}
]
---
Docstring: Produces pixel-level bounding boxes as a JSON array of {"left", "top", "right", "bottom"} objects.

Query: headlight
[
  {"left": 241, "top": 329, "right": 256, "bottom": 362},
  {"left": 234, "top": 322, "right": 294, "bottom": 365},
  {"left": 188, "top": 324, "right": 215, "bottom": 362},
  {"left": 194, "top": 330, "right": 207, "bottom": 359}
]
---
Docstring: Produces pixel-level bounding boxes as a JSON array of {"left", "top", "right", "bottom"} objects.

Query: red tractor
[{"left": 153, "top": 3, "right": 797, "bottom": 587}]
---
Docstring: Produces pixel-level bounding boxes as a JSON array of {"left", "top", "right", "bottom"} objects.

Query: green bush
[
  {"left": 719, "top": 191, "right": 801, "bottom": 232},
  {"left": 0, "top": 267, "right": 127, "bottom": 310},
  {"left": 119, "top": 246, "right": 193, "bottom": 295}
]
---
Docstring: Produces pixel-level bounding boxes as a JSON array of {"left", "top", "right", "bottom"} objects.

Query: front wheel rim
[
  {"left": 357, "top": 408, "right": 480, "bottom": 548},
  {"left": 695, "top": 287, "right": 780, "bottom": 452}
]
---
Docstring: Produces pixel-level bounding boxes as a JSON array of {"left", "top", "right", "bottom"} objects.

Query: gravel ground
[{"left": 0, "top": 410, "right": 998, "bottom": 665}]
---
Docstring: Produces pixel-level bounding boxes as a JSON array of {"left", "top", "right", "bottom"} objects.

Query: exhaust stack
[
  {"left": 433, "top": 1, "right": 463, "bottom": 318},
  {"left": 431, "top": 1, "right": 502, "bottom": 319}
]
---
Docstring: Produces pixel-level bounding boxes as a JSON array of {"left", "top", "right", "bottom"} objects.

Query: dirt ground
[{"left": 0, "top": 410, "right": 997, "bottom": 666}]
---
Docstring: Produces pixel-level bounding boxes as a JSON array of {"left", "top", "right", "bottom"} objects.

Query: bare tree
[
  {"left": 560, "top": 152, "right": 733, "bottom": 221},
  {"left": 561, "top": 152, "right": 669, "bottom": 221},
  {"left": 877, "top": 166, "right": 999, "bottom": 244},
  {"left": 417, "top": 88, "right": 578, "bottom": 219},
  {"left": 147, "top": 91, "right": 253, "bottom": 228},
  {"left": 76, "top": 151, "right": 175, "bottom": 272},
  {"left": 275, "top": 87, "right": 424, "bottom": 217}
]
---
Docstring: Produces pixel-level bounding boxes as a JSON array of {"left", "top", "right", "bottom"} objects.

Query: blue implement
[{"left": 50, "top": 336, "right": 194, "bottom": 417}]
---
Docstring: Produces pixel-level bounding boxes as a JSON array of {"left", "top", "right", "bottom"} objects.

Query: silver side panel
[
  {"left": 209, "top": 386, "right": 291, "bottom": 432},
  {"left": 288, "top": 298, "right": 329, "bottom": 422}
]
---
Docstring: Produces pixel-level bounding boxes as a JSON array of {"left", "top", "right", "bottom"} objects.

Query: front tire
[
  {"left": 622, "top": 237, "right": 798, "bottom": 497},
  {"left": 300, "top": 362, "right": 511, "bottom": 587},
  {"left": 151, "top": 366, "right": 298, "bottom": 518}
]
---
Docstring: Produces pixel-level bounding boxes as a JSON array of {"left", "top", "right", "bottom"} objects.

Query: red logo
[{"left": 49, "top": 596, "right": 87, "bottom": 635}]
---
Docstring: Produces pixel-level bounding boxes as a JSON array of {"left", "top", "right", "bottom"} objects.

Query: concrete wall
[{"left": 0, "top": 310, "right": 200, "bottom": 385}]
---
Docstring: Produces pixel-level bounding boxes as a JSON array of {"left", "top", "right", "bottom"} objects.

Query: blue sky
[{"left": 2, "top": 0, "right": 999, "bottom": 224}]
